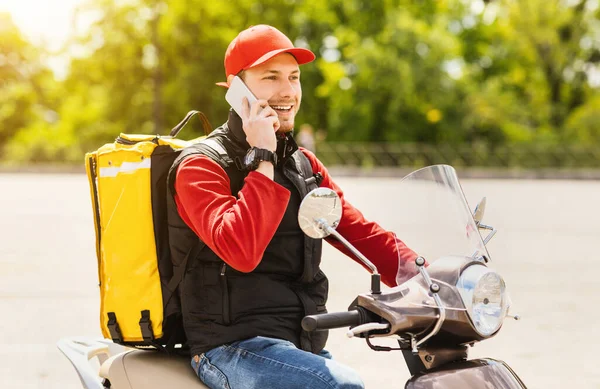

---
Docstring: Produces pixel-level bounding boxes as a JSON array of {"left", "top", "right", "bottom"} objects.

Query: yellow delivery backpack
[{"left": 85, "top": 111, "right": 216, "bottom": 352}]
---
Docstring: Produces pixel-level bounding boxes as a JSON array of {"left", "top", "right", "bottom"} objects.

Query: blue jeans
[{"left": 190, "top": 336, "right": 365, "bottom": 389}]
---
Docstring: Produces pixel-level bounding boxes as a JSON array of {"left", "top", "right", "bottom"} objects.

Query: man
[{"left": 168, "top": 25, "right": 419, "bottom": 389}]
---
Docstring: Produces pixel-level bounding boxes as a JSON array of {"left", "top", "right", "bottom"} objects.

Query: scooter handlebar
[{"left": 302, "top": 308, "right": 376, "bottom": 332}]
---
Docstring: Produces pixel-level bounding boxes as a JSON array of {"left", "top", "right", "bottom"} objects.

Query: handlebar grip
[{"left": 302, "top": 310, "right": 362, "bottom": 332}]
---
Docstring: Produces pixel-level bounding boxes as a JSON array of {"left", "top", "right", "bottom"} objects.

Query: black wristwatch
[{"left": 243, "top": 147, "right": 278, "bottom": 170}]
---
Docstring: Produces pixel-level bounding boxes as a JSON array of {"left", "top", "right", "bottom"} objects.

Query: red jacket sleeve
[
  {"left": 174, "top": 155, "right": 291, "bottom": 273},
  {"left": 301, "top": 148, "right": 420, "bottom": 287}
]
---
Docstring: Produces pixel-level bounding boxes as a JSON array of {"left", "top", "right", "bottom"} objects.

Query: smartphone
[{"left": 225, "top": 76, "right": 258, "bottom": 117}]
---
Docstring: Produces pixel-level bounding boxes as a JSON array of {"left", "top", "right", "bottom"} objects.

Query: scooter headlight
[{"left": 456, "top": 264, "right": 508, "bottom": 337}]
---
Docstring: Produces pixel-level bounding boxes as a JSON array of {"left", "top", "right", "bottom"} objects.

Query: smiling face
[{"left": 230, "top": 53, "right": 302, "bottom": 133}]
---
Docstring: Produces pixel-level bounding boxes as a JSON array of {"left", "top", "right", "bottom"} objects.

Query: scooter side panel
[{"left": 405, "top": 358, "right": 526, "bottom": 389}]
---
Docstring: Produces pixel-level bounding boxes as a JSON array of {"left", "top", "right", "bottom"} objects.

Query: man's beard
[
  {"left": 277, "top": 118, "right": 295, "bottom": 133},
  {"left": 271, "top": 100, "right": 298, "bottom": 134}
]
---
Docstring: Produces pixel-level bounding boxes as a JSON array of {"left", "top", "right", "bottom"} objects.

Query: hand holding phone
[{"left": 225, "top": 76, "right": 279, "bottom": 151}]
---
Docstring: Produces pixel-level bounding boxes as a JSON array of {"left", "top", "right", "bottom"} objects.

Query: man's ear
[{"left": 226, "top": 74, "right": 235, "bottom": 87}]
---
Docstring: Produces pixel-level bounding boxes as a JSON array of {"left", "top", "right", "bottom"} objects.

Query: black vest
[{"left": 167, "top": 111, "right": 328, "bottom": 357}]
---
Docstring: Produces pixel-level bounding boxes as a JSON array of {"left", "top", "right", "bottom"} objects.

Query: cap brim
[
  {"left": 216, "top": 47, "right": 316, "bottom": 88},
  {"left": 247, "top": 47, "right": 316, "bottom": 69}
]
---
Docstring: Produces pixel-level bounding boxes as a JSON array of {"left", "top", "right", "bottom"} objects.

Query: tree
[
  {"left": 0, "top": 13, "right": 56, "bottom": 158},
  {"left": 460, "top": 0, "right": 600, "bottom": 144},
  {"left": 2, "top": 0, "right": 599, "bottom": 164}
]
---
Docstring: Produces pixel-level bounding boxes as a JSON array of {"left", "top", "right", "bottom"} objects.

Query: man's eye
[
  {"left": 290, "top": 76, "right": 299, "bottom": 81},
  {"left": 263, "top": 76, "right": 277, "bottom": 80}
]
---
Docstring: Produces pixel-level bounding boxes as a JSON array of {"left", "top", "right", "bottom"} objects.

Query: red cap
[{"left": 216, "top": 25, "right": 316, "bottom": 87}]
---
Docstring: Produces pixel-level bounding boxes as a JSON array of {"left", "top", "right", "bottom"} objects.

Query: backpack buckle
[
  {"left": 304, "top": 172, "right": 323, "bottom": 187},
  {"left": 139, "top": 310, "right": 155, "bottom": 342},
  {"left": 107, "top": 312, "right": 123, "bottom": 344}
]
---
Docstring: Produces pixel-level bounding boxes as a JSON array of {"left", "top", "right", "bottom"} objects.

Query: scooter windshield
[{"left": 395, "top": 165, "right": 489, "bottom": 264}]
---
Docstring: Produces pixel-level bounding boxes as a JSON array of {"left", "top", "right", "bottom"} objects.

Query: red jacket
[{"left": 174, "top": 148, "right": 418, "bottom": 287}]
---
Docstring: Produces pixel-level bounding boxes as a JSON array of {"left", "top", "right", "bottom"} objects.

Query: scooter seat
[{"left": 100, "top": 350, "right": 209, "bottom": 389}]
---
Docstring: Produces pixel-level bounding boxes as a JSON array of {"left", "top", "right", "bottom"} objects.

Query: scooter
[{"left": 58, "top": 164, "right": 526, "bottom": 388}]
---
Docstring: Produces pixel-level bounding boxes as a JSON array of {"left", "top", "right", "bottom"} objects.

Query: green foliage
[
  {"left": 0, "top": 13, "right": 58, "bottom": 158},
  {"left": 565, "top": 95, "right": 600, "bottom": 143},
  {"left": 1, "top": 0, "right": 599, "bottom": 164}
]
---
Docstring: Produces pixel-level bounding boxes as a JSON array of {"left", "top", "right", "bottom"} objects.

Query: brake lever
[{"left": 346, "top": 322, "right": 390, "bottom": 338}]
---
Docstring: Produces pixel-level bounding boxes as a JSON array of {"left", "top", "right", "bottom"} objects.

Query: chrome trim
[
  {"left": 478, "top": 223, "right": 497, "bottom": 245},
  {"left": 319, "top": 219, "right": 379, "bottom": 274},
  {"left": 472, "top": 197, "right": 487, "bottom": 225},
  {"left": 413, "top": 257, "right": 447, "bottom": 351}
]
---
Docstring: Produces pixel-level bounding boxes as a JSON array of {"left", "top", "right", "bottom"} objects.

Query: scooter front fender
[{"left": 405, "top": 358, "right": 526, "bottom": 389}]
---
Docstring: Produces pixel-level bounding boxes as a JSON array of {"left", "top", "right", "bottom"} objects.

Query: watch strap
[{"left": 246, "top": 147, "right": 277, "bottom": 170}]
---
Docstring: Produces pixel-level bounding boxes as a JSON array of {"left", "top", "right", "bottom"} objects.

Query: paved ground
[{"left": 1, "top": 173, "right": 598, "bottom": 388}]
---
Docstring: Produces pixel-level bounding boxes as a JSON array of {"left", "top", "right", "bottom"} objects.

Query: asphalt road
[{"left": 1, "top": 173, "right": 598, "bottom": 388}]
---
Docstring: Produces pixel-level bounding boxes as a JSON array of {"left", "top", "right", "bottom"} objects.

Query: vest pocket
[{"left": 220, "top": 263, "right": 231, "bottom": 325}]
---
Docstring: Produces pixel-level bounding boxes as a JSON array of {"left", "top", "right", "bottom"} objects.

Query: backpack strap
[
  {"left": 199, "top": 138, "right": 234, "bottom": 167},
  {"left": 201, "top": 138, "right": 226, "bottom": 155},
  {"left": 167, "top": 137, "right": 235, "bottom": 196},
  {"left": 164, "top": 239, "right": 205, "bottom": 304},
  {"left": 292, "top": 150, "right": 322, "bottom": 195},
  {"left": 297, "top": 151, "right": 314, "bottom": 179}
]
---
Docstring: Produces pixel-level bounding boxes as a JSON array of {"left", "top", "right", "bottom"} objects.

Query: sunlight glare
[{"left": 0, "top": 0, "right": 84, "bottom": 51}]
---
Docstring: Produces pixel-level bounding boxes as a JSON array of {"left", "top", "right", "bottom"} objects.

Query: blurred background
[
  {"left": 2, "top": 1, "right": 600, "bottom": 388},
  {"left": 1, "top": 0, "right": 599, "bottom": 170}
]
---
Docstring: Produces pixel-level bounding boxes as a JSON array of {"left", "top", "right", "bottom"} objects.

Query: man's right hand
[{"left": 240, "top": 97, "right": 279, "bottom": 152}]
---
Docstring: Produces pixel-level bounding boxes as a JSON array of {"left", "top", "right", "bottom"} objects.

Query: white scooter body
[{"left": 57, "top": 338, "right": 208, "bottom": 389}]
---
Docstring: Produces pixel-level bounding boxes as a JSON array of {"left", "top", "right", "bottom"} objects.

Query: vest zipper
[{"left": 220, "top": 263, "right": 231, "bottom": 325}]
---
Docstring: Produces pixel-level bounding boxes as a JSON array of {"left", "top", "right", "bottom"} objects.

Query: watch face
[{"left": 244, "top": 148, "right": 256, "bottom": 166}]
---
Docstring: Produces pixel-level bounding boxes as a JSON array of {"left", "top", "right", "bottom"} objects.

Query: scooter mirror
[
  {"left": 298, "top": 188, "right": 342, "bottom": 239},
  {"left": 473, "top": 197, "right": 487, "bottom": 226}
]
